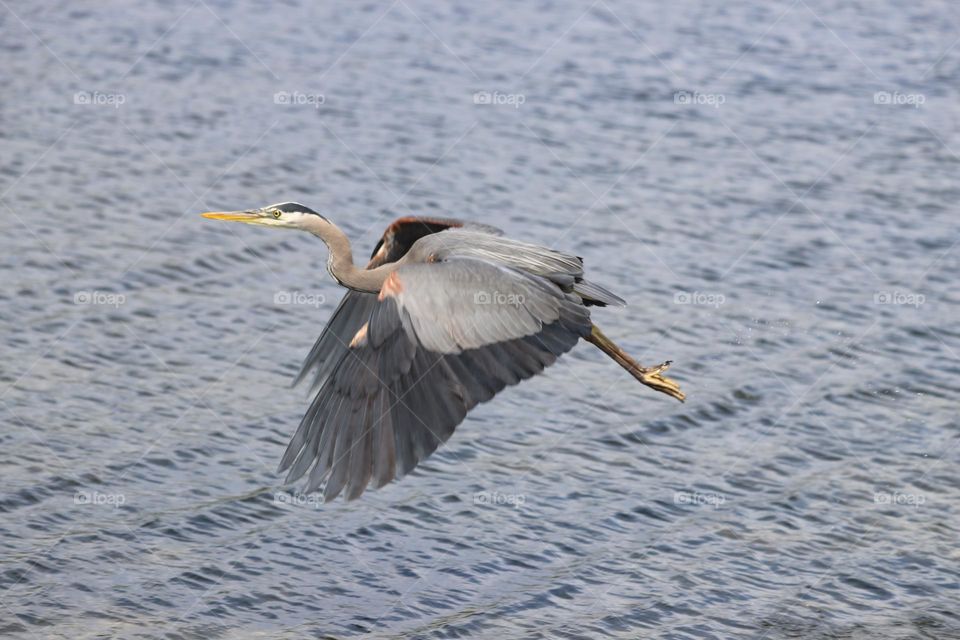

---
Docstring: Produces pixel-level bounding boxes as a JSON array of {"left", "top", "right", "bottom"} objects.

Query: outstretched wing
[
  {"left": 294, "top": 217, "right": 501, "bottom": 392},
  {"left": 278, "top": 258, "right": 592, "bottom": 501}
]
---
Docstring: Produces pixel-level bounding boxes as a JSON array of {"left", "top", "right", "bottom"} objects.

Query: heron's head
[{"left": 201, "top": 202, "right": 327, "bottom": 230}]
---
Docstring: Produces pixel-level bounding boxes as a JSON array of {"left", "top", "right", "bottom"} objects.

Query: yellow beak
[{"left": 200, "top": 211, "right": 260, "bottom": 222}]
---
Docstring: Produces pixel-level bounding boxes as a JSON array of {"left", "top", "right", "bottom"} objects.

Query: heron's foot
[
  {"left": 638, "top": 360, "right": 673, "bottom": 376},
  {"left": 635, "top": 361, "right": 686, "bottom": 403}
]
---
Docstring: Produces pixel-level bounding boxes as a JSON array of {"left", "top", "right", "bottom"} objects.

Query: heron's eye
[{"left": 272, "top": 210, "right": 282, "bottom": 219}]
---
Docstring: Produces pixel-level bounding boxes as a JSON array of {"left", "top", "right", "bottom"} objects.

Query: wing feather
[
  {"left": 294, "top": 291, "right": 378, "bottom": 392},
  {"left": 371, "top": 389, "right": 396, "bottom": 488},
  {"left": 345, "top": 398, "right": 374, "bottom": 500},
  {"left": 321, "top": 399, "right": 356, "bottom": 501}
]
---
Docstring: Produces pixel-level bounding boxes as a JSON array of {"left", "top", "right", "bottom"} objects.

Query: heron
[{"left": 202, "top": 202, "right": 685, "bottom": 501}]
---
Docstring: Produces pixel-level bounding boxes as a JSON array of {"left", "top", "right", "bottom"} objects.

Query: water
[{"left": 2, "top": 1, "right": 959, "bottom": 638}]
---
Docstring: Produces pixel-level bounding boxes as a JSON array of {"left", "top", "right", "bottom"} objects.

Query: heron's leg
[{"left": 585, "top": 325, "right": 686, "bottom": 402}]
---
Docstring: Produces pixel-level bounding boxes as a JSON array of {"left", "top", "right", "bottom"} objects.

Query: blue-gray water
[{"left": 2, "top": 1, "right": 959, "bottom": 638}]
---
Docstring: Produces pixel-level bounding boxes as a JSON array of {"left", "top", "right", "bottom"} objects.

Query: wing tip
[{"left": 574, "top": 280, "right": 627, "bottom": 307}]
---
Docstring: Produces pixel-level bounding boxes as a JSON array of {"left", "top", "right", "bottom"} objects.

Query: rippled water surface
[{"left": 3, "top": 1, "right": 960, "bottom": 638}]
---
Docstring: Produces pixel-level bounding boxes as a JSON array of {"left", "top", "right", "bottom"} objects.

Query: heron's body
[{"left": 202, "top": 204, "right": 685, "bottom": 501}]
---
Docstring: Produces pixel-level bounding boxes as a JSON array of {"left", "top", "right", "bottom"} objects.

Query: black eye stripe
[{"left": 265, "top": 202, "right": 326, "bottom": 219}]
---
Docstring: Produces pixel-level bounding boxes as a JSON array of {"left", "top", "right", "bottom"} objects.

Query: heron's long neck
[{"left": 305, "top": 217, "right": 396, "bottom": 293}]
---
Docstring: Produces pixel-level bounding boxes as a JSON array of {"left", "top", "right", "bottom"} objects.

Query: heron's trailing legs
[{"left": 585, "top": 324, "right": 686, "bottom": 402}]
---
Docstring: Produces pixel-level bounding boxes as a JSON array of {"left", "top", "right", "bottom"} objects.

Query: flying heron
[{"left": 202, "top": 203, "right": 685, "bottom": 501}]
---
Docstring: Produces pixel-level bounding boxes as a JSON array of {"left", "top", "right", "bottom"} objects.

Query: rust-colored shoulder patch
[
  {"left": 378, "top": 271, "right": 404, "bottom": 301},
  {"left": 349, "top": 322, "right": 369, "bottom": 348},
  {"left": 366, "top": 216, "right": 467, "bottom": 269},
  {"left": 387, "top": 216, "right": 465, "bottom": 233}
]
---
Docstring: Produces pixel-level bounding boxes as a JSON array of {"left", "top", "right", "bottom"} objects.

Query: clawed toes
[{"left": 640, "top": 361, "right": 672, "bottom": 376}]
